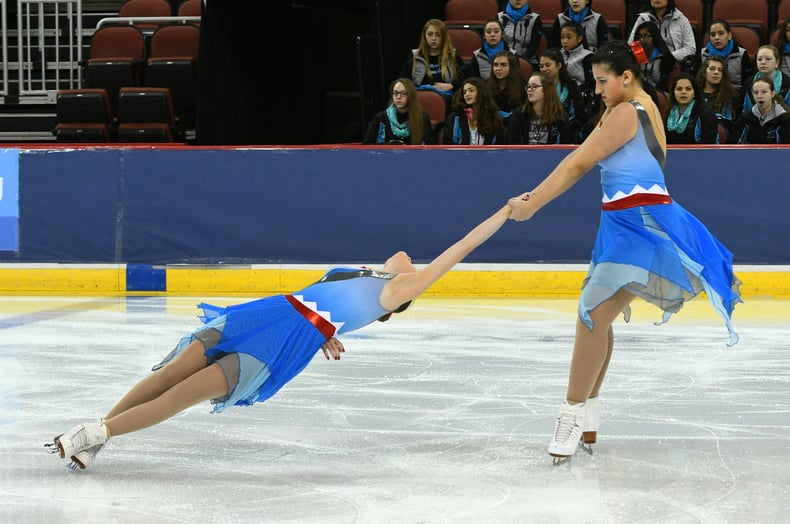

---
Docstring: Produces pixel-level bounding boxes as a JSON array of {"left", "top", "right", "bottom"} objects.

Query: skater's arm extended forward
[
  {"left": 508, "top": 102, "right": 639, "bottom": 221},
  {"left": 379, "top": 205, "right": 511, "bottom": 310}
]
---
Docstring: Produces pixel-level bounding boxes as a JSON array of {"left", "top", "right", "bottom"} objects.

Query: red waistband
[
  {"left": 285, "top": 294, "right": 336, "bottom": 339},
  {"left": 601, "top": 193, "right": 672, "bottom": 211}
]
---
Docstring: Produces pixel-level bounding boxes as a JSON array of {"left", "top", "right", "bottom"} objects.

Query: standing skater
[
  {"left": 507, "top": 41, "right": 741, "bottom": 462},
  {"left": 47, "top": 205, "right": 512, "bottom": 470}
]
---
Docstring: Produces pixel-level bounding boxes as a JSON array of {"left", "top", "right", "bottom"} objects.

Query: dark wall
[{"left": 194, "top": 1, "right": 444, "bottom": 145}]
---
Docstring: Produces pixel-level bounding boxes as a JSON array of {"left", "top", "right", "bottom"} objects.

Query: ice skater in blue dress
[
  {"left": 46, "top": 205, "right": 513, "bottom": 470},
  {"left": 507, "top": 41, "right": 742, "bottom": 461}
]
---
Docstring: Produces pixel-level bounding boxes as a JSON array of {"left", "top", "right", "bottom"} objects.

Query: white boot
[
  {"left": 67, "top": 443, "right": 104, "bottom": 471},
  {"left": 52, "top": 422, "right": 109, "bottom": 459},
  {"left": 547, "top": 401, "right": 585, "bottom": 459},
  {"left": 582, "top": 396, "right": 600, "bottom": 445}
]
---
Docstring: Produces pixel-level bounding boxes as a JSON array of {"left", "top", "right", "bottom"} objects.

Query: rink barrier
[
  {"left": 1, "top": 144, "right": 789, "bottom": 266},
  {"left": 0, "top": 264, "right": 787, "bottom": 296}
]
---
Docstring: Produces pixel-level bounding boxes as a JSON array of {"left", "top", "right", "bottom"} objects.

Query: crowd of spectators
[{"left": 364, "top": 1, "right": 790, "bottom": 145}]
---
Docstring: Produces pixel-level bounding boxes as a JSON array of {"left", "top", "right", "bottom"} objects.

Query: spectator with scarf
[
  {"left": 696, "top": 56, "right": 740, "bottom": 135},
  {"left": 497, "top": 0, "right": 543, "bottom": 65},
  {"left": 698, "top": 19, "right": 753, "bottom": 94},
  {"left": 741, "top": 45, "right": 790, "bottom": 113},
  {"left": 467, "top": 19, "right": 516, "bottom": 80},
  {"left": 551, "top": 0, "right": 609, "bottom": 51},
  {"left": 663, "top": 73, "right": 718, "bottom": 144},
  {"left": 539, "top": 48, "right": 588, "bottom": 139},
  {"left": 486, "top": 51, "right": 526, "bottom": 122},
  {"left": 363, "top": 78, "right": 434, "bottom": 145},
  {"left": 506, "top": 72, "right": 575, "bottom": 144}
]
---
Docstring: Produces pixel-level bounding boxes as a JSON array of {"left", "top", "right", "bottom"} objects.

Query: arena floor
[{"left": 1, "top": 295, "right": 788, "bottom": 523}]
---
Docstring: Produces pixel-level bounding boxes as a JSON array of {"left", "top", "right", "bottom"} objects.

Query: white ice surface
[{"left": 1, "top": 295, "right": 788, "bottom": 523}]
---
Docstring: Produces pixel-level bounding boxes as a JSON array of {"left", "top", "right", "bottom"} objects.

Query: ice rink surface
[{"left": 1, "top": 294, "right": 788, "bottom": 523}]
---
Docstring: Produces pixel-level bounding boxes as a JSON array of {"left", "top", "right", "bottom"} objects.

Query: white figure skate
[
  {"left": 45, "top": 421, "right": 108, "bottom": 459},
  {"left": 548, "top": 401, "right": 585, "bottom": 464}
]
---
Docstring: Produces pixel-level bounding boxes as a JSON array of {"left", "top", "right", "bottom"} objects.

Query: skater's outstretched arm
[{"left": 379, "top": 205, "right": 511, "bottom": 310}]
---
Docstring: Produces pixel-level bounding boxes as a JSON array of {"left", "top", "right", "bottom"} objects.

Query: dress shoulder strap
[{"left": 629, "top": 99, "right": 666, "bottom": 170}]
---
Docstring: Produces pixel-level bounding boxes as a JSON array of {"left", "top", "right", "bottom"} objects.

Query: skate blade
[
  {"left": 44, "top": 435, "right": 64, "bottom": 457},
  {"left": 551, "top": 455, "right": 572, "bottom": 466},
  {"left": 66, "top": 460, "right": 81, "bottom": 472},
  {"left": 578, "top": 441, "right": 594, "bottom": 456},
  {"left": 69, "top": 454, "right": 87, "bottom": 470}
]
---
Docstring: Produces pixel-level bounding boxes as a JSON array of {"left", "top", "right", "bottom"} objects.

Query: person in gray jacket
[
  {"left": 498, "top": 0, "right": 543, "bottom": 64},
  {"left": 467, "top": 19, "right": 516, "bottom": 81},
  {"left": 551, "top": 0, "right": 609, "bottom": 51},
  {"left": 628, "top": 0, "right": 696, "bottom": 66}
]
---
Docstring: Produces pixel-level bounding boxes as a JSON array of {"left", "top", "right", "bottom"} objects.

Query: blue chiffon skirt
[
  {"left": 154, "top": 295, "right": 327, "bottom": 412},
  {"left": 580, "top": 201, "right": 741, "bottom": 345}
]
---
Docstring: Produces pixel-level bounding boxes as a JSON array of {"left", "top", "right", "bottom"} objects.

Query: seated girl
[
  {"left": 442, "top": 77, "right": 505, "bottom": 145},
  {"left": 505, "top": 72, "right": 575, "bottom": 144},
  {"left": 363, "top": 78, "right": 434, "bottom": 145},
  {"left": 663, "top": 73, "right": 718, "bottom": 144}
]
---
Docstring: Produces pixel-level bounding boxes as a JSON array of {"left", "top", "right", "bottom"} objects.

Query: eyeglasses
[
  {"left": 526, "top": 84, "right": 543, "bottom": 90},
  {"left": 392, "top": 90, "right": 408, "bottom": 98}
]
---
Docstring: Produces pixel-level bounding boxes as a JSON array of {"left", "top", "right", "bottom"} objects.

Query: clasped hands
[{"left": 507, "top": 191, "right": 536, "bottom": 222}]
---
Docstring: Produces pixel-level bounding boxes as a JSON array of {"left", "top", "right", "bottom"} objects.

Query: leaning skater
[
  {"left": 46, "top": 205, "right": 512, "bottom": 470},
  {"left": 507, "top": 41, "right": 741, "bottom": 462}
]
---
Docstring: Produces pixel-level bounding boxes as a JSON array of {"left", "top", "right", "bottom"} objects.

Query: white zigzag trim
[
  {"left": 291, "top": 294, "right": 346, "bottom": 332},
  {"left": 602, "top": 183, "right": 669, "bottom": 203}
]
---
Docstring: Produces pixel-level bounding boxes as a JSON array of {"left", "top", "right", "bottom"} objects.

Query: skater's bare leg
[
  {"left": 105, "top": 340, "right": 209, "bottom": 419},
  {"left": 589, "top": 325, "right": 614, "bottom": 399},
  {"left": 566, "top": 289, "right": 634, "bottom": 403},
  {"left": 104, "top": 362, "right": 228, "bottom": 437}
]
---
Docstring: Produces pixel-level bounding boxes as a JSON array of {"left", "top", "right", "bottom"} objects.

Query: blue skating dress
[
  {"left": 580, "top": 100, "right": 741, "bottom": 343},
  {"left": 154, "top": 268, "right": 397, "bottom": 412}
]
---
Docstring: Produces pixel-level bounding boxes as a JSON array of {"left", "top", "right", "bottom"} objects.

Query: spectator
[
  {"left": 468, "top": 19, "right": 515, "bottom": 81},
  {"left": 399, "top": 19, "right": 465, "bottom": 104},
  {"left": 363, "top": 78, "right": 434, "bottom": 145},
  {"left": 487, "top": 51, "right": 526, "bottom": 120},
  {"left": 506, "top": 72, "right": 575, "bottom": 144},
  {"left": 551, "top": 0, "right": 609, "bottom": 51},
  {"left": 634, "top": 21, "right": 677, "bottom": 95},
  {"left": 628, "top": 0, "right": 696, "bottom": 67},
  {"left": 498, "top": 0, "right": 543, "bottom": 64},
  {"left": 663, "top": 73, "right": 718, "bottom": 144},
  {"left": 776, "top": 17, "right": 790, "bottom": 77},
  {"left": 696, "top": 56, "right": 740, "bottom": 134},
  {"left": 539, "top": 48, "right": 588, "bottom": 138},
  {"left": 443, "top": 77, "right": 505, "bottom": 145},
  {"left": 741, "top": 45, "right": 790, "bottom": 113},
  {"left": 560, "top": 22, "right": 595, "bottom": 96},
  {"left": 729, "top": 77, "right": 790, "bottom": 144},
  {"left": 699, "top": 19, "right": 753, "bottom": 94}
]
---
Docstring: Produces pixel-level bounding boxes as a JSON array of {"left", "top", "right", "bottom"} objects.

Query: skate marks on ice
[{"left": 0, "top": 296, "right": 789, "bottom": 523}]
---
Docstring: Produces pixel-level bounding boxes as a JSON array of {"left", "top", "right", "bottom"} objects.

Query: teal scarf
[
  {"left": 754, "top": 71, "right": 783, "bottom": 94},
  {"left": 386, "top": 104, "right": 410, "bottom": 138},
  {"left": 556, "top": 83, "right": 569, "bottom": 104},
  {"left": 667, "top": 100, "right": 695, "bottom": 133}
]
